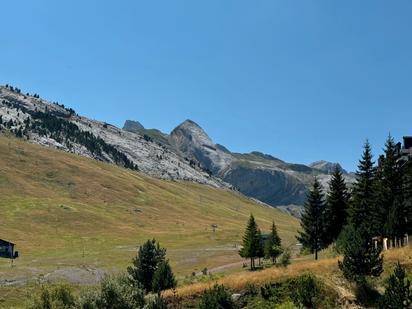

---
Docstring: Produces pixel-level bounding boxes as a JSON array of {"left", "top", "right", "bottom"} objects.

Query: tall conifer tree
[
  {"left": 264, "top": 221, "right": 282, "bottom": 264},
  {"left": 324, "top": 165, "right": 349, "bottom": 244},
  {"left": 403, "top": 159, "right": 412, "bottom": 236},
  {"left": 239, "top": 214, "right": 260, "bottom": 270},
  {"left": 348, "top": 141, "right": 376, "bottom": 235},
  {"left": 375, "top": 136, "right": 407, "bottom": 245},
  {"left": 297, "top": 178, "right": 326, "bottom": 260}
]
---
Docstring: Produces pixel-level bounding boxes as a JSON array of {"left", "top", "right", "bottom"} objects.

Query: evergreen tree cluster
[
  {"left": 239, "top": 215, "right": 283, "bottom": 270},
  {"left": 297, "top": 166, "right": 349, "bottom": 260},
  {"left": 298, "top": 137, "right": 412, "bottom": 264}
]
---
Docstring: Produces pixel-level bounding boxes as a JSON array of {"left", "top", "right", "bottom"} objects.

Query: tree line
[
  {"left": 299, "top": 136, "right": 412, "bottom": 261},
  {"left": 297, "top": 136, "right": 412, "bottom": 306},
  {"left": 239, "top": 215, "right": 286, "bottom": 270}
]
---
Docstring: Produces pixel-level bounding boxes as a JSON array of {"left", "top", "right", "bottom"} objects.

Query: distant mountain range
[{"left": 0, "top": 85, "right": 354, "bottom": 210}]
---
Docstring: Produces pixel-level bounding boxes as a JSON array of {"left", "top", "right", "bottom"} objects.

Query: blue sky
[{"left": 1, "top": 1, "right": 412, "bottom": 171}]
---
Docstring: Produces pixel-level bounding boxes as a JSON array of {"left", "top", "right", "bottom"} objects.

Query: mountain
[
  {"left": 0, "top": 84, "right": 354, "bottom": 209},
  {"left": 123, "top": 119, "right": 144, "bottom": 132},
  {"left": 309, "top": 160, "right": 347, "bottom": 174},
  {"left": 0, "top": 85, "right": 226, "bottom": 188},
  {"left": 168, "top": 119, "right": 355, "bottom": 207},
  {"left": 169, "top": 119, "right": 232, "bottom": 174}
]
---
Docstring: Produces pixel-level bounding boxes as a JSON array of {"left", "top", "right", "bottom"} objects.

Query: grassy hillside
[{"left": 0, "top": 134, "right": 298, "bottom": 285}]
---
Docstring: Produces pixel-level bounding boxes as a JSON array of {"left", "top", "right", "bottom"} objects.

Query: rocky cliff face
[{"left": 169, "top": 120, "right": 232, "bottom": 174}]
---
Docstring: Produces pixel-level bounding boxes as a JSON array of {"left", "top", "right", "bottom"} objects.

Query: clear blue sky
[{"left": 1, "top": 1, "right": 412, "bottom": 171}]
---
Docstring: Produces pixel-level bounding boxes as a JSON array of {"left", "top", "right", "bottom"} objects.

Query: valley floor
[{"left": 0, "top": 135, "right": 299, "bottom": 307}]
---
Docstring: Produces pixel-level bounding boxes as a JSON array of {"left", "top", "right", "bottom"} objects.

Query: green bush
[
  {"left": 28, "top": 283, "right": 77, "bottom": 309},
  {"left": 95, "top": 274, "right": 145, "bottom": 309},
  {"left": 353, "top": 279, "right": 380, "bottom": 307},
  {"left": 279, "top": 248, "right": 291, "bottom": 267},
  {"left": 198, "top": 284, "right": 235, "bottom": 309},
  {"left": 145, "top": 295, "right": 167, "bottom": 309},
  {"left": 244, "top": 275, "right": 338, "bottom": 309},
  {"left": 275, "top": 301, "right": 303, "bottom": 309},
  {"left": 379, "top": 262, "right": 412, "bottom": 309},
  {"left": 288, "top": 275, "right": 320, "bottom": 308}
]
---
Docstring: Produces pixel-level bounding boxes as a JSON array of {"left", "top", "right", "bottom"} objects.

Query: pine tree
[
  {"left": 379, "top": 262, "right": 412, "bottom": 309},
  {"left": 239, "top": 214, "right": 260, "bottom": 270},
  {"left": 338, "top": 225, "right": 383, "bottom": 283},
  {"left": 403, "top": 160, "right": 412, "bottom": 236},
  {"left": 264, "top": 221, "right": 283, "bottom": 264},
  {"left": 348, "top": 141, "right": 376, "bottom": 235},
  {"left": 324, "top": 165, "right": 349, "bottom": 244},
  {"left": 297, "top": 178, "right": 326, "bottom": 260},
  {"left": 127, "top": 239, "right": 166, "bottom": 292},
  {"left": 378, "top": 136, "right": 405, "bottom": 241},
  {"left": 257, "top": 229, "right": 265, "bottom": 267},
  {"left": 374, "top": 136, "right": 408, "bottom": 247},
  {"left": 152, "top": 260, "right": 177, "bottom": 294}
]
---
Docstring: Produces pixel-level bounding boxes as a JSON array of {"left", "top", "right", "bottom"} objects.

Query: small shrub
[
  {"left": 279, "top": 248, "right": 291, "bottom": 267},
  {"left": 289, "top": 274, "right": 319, "bottom": 308},
  {"left": 275, "top": 301, "right": 303, "bottom": 309},
  {"left": 28, "top": 283, "right": 77, "bottom": 309},
  {"left": 96, "top": 274, "right": 145, "bottom": 309},
  {"left": 145, "top": 295, "right": 168, "bottom": 309},
  {"left": 198, "top": 284, "right": 235, "bottom": 309},
  {"left": 378, "top": 262, "right": 412, "bottom": 309}
]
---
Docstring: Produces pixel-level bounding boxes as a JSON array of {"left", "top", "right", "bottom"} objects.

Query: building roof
[{"left": 0, "top": 239, "right": 15, "bottom": 246}]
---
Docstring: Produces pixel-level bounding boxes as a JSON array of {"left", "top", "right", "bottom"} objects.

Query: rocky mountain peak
[
  {"left": 171, "top": 119, "right": 213, "bottom": 147},
  {"left": 123, "top": 120, "right": 144, "bottom": 133},
  {"left": 309, "top": 160, "right": 346, "bottom": 174},
  {"left": 169, "top": 119, "right": 232, "bottom": 174}
]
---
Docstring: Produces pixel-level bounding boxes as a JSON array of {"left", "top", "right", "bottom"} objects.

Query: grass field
[{"left": 0, "top": 134, "right": 299, "bottom": 307}]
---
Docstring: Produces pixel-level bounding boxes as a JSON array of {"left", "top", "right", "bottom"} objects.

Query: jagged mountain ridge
[
  {"left": 0, "top": 86, "right": 227, "bottom": 188},
  {"left": 167, "top": 119, "right": 355, "bottom": 207},
  {"left": 0, "top": 85, "right": 354, "bottom": 207},
  {"left": 124, "top": 118, "right": 353, "bottom": 207}
]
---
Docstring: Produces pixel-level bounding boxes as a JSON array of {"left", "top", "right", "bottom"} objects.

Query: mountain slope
[
  {"left": 0, "top": 84, "right": 354, "bottom": 209},
  {"left": 0, "top": 135, "right": 299, "bottom": 282},
  {"left": 0, "top": 85, "right": 226, "bottom": 187}
]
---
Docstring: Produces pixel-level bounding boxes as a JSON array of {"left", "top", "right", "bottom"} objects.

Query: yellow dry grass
[
  {"left": 0, "top": 134, "right": 299, "bottom": 278},
  {"left": 165, "top": 246, "right": 412, "bottom": 299}
]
